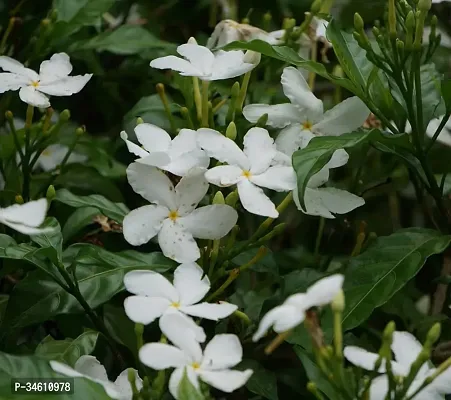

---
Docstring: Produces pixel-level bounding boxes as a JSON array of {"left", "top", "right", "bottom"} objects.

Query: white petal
[
  {"left": 1, "top": 198, "right": 47, "bottom": 227},
  {"left": 307, "top": 167, "right": 330, "bottom": 188},
  {"left": 19, "top": 86, "right": 50, "bottom": 108},
  {"left": 428, "top": 365, "right": 451, "bottom": 393},
  {"left": 169, "top": 129, "right": 201, "bottom": 158},
  {"left": 199, "top": 369, "right": 253, "bottom": 392},
  {"left": 169, "top": 367, "right": 200, "bottom": 400},
  {"left": 165, "top": 150, "right": 210, "bottom": 177},
  {"left": 0, "top": 221, "right": 53, "bottom": 235},
  {"left": 294, "top": 187, "right": 334, "bottom": 219},
  {"left": 124, "top": 270, "right": 179, "bottom": 300},
  {"left": 150, "top": 56, "right": 203, "bottom": 77},
  {"left": 173, "top": 262, "right": 210, "bottom": 306},
  {"left": 164, "top": 310, "right": 207, "bottom": 342},
  {"left": 201, "top": 334, "right": 243, "bottom": 370},
  {"left": 272, "top": 151, "right": 292, "bottom": 167},
  {"left": 0, "top": 56, "right": 38, "bottom": 80},
  {"left": 315, "top": 188, "right": 365, "bottom": 215},
  {"left": 134, "top": 123, "right": 171, "bottom": 153},
  {"left": 426, "top": 117, "right": 451, "bottom": 147},
  {"left": 313, "top": 97, "right": 370, "bottom": 136},
  {"left": 391, "top": 331, "right": 423, "bottom": 369},
  {"left": 37, "top": 74, "right": 92, "bottom": 96},
  {"left": 177, "top": 44, "right": 215, "bottom": 75},
  {"left": 158, "top": 219, "right": 200, "bottom": 263},
  {"left": 281, "top": 67, "right": 323, "bottom": 119},
  {"left": 197, "top": 128, "right": 249, "bottom": 169},
  {"left": 74, "top": 355, "right": 108, "bottom": 381},
  {"left": 243, "top": 104, "right": 301, "bottom": 128},
  {"left": 50, "top": 360, "right": 85, "bottom": 378},
  {"left": 136, "top": 153, "right": 172, "bottom": 168},
  {"left": 181, "top": 302, "right": 237, "bottom": 320},
  {"left": 204, "top": 165, "right": 243, "bottom": 187},
  {"left": 122, "top": 205, "right": 168, "bottom": 246},
  {"left": 139, "top": 343, "right": 189, "bottom": 369},
  {"left": 126, "top": 163, "right": 177, "bottom": 209},
  {"left": 327, "top": 149, "right": 349, "bottom": 169},
  {"left": 39, "top": 53, "right": 72, "bottom": 80},
  {"left": 159, "top": 313, "right": 203, "bottom": 362},
  {"left": 0, "top": 73, "right": 28, "bottom": 93},
  {"left": 369, "top": 375, "right": 389, "bottom": 400},
  {"left": 175, "top": 169, "right": 209, "bottom": 215},
  {"left": 250, "top": 166, "right": 297, "bottom": 191},
  {"left": 120, "top": 131, "right": 150, "bottom": 158},
  {"left": 243, "top": 127, "right": 276, "bottom": 174},
  {"left": 344, "top": 346, "right": 385, "bottom": 372},
  {"left": 275, "top": 124, "right": 303, "bottom": 157},
  {"left": 305, "top": 274, "right": 344, "bottom": 308},
  {"left": 114, "top": 368, "right": 143, "bottom": 399},
  {"left": 237, "top": 179, "right": 278, "bottom": 218},
  {"left": 252, "top": 305, "right": 304, "bottom": 341},
  {"left": 211, "top": 50, "right": 255, "bottom": 80},
  {"left": 179, "top": 205, "right": 238, "bottom": 240},
  {"left": 297, "top": 129, "right": 317, "bottom": 150},
  {"left": 123, "top": 296, "right": 170, "bottom": 324}
]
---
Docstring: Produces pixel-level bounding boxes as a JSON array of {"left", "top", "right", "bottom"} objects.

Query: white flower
[
  {"left": 0, "top": 53, "right": 92, "bottom": 108},
  {"left": 123, "top": 164, "right": 238, "bottom": 262},
  {"left": 344, "top": 331, "right": 451, "bottom": 400},
  {"left": 425, "top": 116, "right": 451, "bottom": 147},
  {"left": 34, "top": 144, "right": 87, "bottom": 172},
  {"left": 197, "top": 127, "right": 296, "bottom": 218},
  {"left": 253, "top": 274, "right": 344, "bottom": 341},
  {"left": 207, "top": 19, "right": 281, "bottom": 49},
  {"left": 293, "top": 166, "right": 365, "bottom": 219},
  {"left": 121, "top": 124, "right": 209, "bottom": 176},
  {"left": 0, "top": 198, "right": 52, "bottom": 235},
  {"left": 243, "top": 67, "right": 370, "bottom": 158},
  {"left": 50, "top": 355, "right": 142, "bottom": 400},
  {"left": 124, "top": 262, "right": 237, "bottom": 342},
  {"left": 139, "top": 313, "right": 253, "bottom": 399},
  {"left": 150, "top": 43, "right": 257, "bottom": 81}
]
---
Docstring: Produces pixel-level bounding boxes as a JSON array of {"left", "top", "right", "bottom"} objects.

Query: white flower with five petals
[
  {"left": 124, "top": 263, "right": 237, "bottom": 342},
  {"left": 197, "top": 127, "right": 296, "bottom": 218},
  {"left": 51, "top": 355, "right": 142, "bottom": 400},
  {"left": 344, "top": 331, "right": 451, "bottom": 400},
  {"left": 139, "top": 313, "right": 253, "bottom": 399},
  {"left": 121, "top": 124, "right": 209, "bottom": 176},
  {"left": 123, "top": 164, "right": 238, "bottom": 262},
  {"left": 150, "top": 43, "right": 257, "bottom": 81},
  {"left": 243, "top": 67, "right": 370, "bottom": 158},
  {"left": 0, "top": 53, "right": 92, "bottom": 108},
  {"left": 0, "top": 198, "right": 51, "bottom": 235},
  {"left": 253, "top": 274, "right": 344, "bottom": 341}
]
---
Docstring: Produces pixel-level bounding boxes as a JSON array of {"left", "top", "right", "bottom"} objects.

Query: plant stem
[
  {"left": 425, "top": 112, "right": 451, "bottom": 154},
  {"left": 201, "top": 80, "right": 210, "bottom": 128},
  {"left": 22, "top": 105, "right": 34, "bottom": 201},
  {"left": 314, "top": 217, "right": 325, "bottom": 259}
]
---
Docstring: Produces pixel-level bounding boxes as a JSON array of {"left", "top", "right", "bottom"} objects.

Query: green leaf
[
  {"left": 31, "top": 218, "right": 63, "bottom": 263},
  {"left": 441, "top": 79, "right": 451, "bottom": 112},
  {"left": 55, "top": 189, "right": 129, "bottom": 223},
  {"left": 178, "top": 368, "right": 205, "bottom": 400},
  {"left": 2, "top": 246, "right": 174, "bottom": 329},
  {"left": 0, "top": 295, "right": 8, "bottom": 325},
  {"left": 0, "top": 352, "right": 111, "bottom": 400},
  {"left": 239, "top": 360, "right": 278, "bottom": 400},
  {"left": 292, "top": 129, "right": 412, "bottom": 208},
  {"left": 419, "top": 63, "right": 443, "bottom": 127},
  {"left": 103, "top": 305, "right": 137, "bottom": 354},
  {"left": 35, "top": 331, "right": 98, "bottom": 366},
  {"left": 223, "top": 40, "right": 357, "bottom": 93},
  {"left": 341, "top": 228, "right": 451, "bottom": 331},
  {"left": 69, "top": 25, "right": 175, "bottom": 55},
  {"left": 62, "top": 207, "right": 100, "bottom": 241}
]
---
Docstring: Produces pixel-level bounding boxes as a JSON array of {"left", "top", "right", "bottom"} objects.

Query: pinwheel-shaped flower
[
  {"left": 34, "top": 144, "right": 87, "bottom": 172},
  {"left": 243, "top": 67, "right": 370, "bottom": 157},
  {"left": 253, "top": 274, "right": 344, "bottom": 341},
  {"left": 139, "top": 313, "right": 253, "bottom": 399},
  {"left": 121, "top": 124, "right": 209, "bottom": 176},
  {"left": 344, "top": 331, "right": 451, "bottom": 400},
  {"left": 124, "top": 263, "right": 237, "bottom": 342},
  {"left": 197, "top": 127, "right": 296, "bottom": 218},
  {"left": 123, "top": 164, "right": 238, "bottom": 262},
  {"left": 0, "top": 199, "right": 51, "bottom": 235},
  {"left": 150, "top": 43, "right": 257, "bottom": 81},
  {"left": 51, "top": 355, "right": 142, "bottom": 400},
  {"left": 0, "top": 53, "right": 92, "bottom": 108}
]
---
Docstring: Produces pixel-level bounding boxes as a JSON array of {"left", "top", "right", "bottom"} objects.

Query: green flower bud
[
  {"left": 426, "top": 323, "right": 441, "bottom": 346},
  {"left": 241, "top": 17, "right": 250, "bottom": 24},
  {"left": 263, "top": 12, "right": 272, "bottom": 22},
  {"left": 383, "top": 321, "right": 396, "bottom": 341},
  {"left": 213, "top": 191, "right": 225, "bottom": 205},
  {"left": 418, "top": 0, "right": 432, "bottom": 12},
  {"left": 59, "top": 109, "right": 70, "bottom": 122},
  {"left": 46, "top": 185, "right": 56, "bottom": 202},
  {"left": 388, "top": 0, "right": 397, "bottom": 37},
  {"left": 331, "top": 290, "right": 345, "bottom": 312},
  {"left": 372, "top": 26, "right": 381, "bottom": 37},
  {"left": 354, "top": 13, "right": 365, "bottom": 32},
  {"left": 5, "top": 110, "right": 13, "bottom": 120},
  {"left": 396, "top": 39, "right": 405, "bottom": 52},
  {"left": 136, "top": 117, "right": 144, "bottom": 125},
  {"left": 225, "top": 190, "right": 239, "bottom": 207},
  {"left": 226, "top": 121, "right": 237, "bottom": 140},
  {"left": 15, "top": 194, "right": 24, "bottom": 204},
  {"left": 311, "top": 0, "right": 322, "bottom": 14},
  {"left": 75, "top": 127, "right": 84, "bottom": 136}
]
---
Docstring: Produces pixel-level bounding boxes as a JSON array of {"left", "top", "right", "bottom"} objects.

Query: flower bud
[
  {"left": 383, "top": 321, "right": 396, "bottom": 341},
  {"left": 396, "top": 39, "right": 405, "bottom": 52},
  {"left": 59, "top": 109, "right": 70, "bottom": 122},
  {"left": 46, "top": 185, "right": 56, "bottom": 202},
  {"left": 5, "top": 110, "right": 13, "bottom": 121},
  {"left": 136, "top": 117, "right": 144, "bottom": 125},
  {"left": 354, "top": 13, "right": 365, "bottom": 32},
  {"left": 425, "top": 323, "right": 441, "bottom": 346},
  {"left": 388, "top": 0, "right": 397, "bottom": 37},
  {"left": 418, "top": 0, "right": 432, "bottom": 12},
  {"left": 213, "top": 191, "right": 225, "bottom": 205},
  {"left": 331, "top": 290, "right": 345, "bottom": 312},
  {"left": 40, "top": 18, "right": 51, "bottom": 29},
  {"left": 75, "top": 127, "right": 84, "bottom": 136},
  {"left": 15, "top": 195, "right": 24, "bottom": 204},
  {"left": 226, "top": 190, "right": 239, "bottom": 207},
  {"left": 282, "top": 18, "right": 296, "bottom": 31},
  {"left": 311, "top": 0, "right": 322, "bottom": 14},
  {"left": 372, "top": 26, "right": 380, "bottom": 37},
  {"left": 226, "top": 121, "right": 237, "bottom": 140}
]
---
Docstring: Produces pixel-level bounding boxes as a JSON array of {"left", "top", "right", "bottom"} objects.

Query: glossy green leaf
[
  {"left": 62, "top": 207, "right": 99, "bottom": 241},
  {"left": 178, "top": 368, "right": 205, "bottom": 400},
  {"left": 418, "top": 63, "right": 443, "bottom": 128},
  {"left": 69, "top": 25, "right": 174, "bottom": 55},
  {"left": 292, "top": 129, "right": 411, "bottom": 208},
  {"left": 35, "top": 331, "right": 98, "bottom": 367},
  {"left": 31, "top": 218, "right": 63, "bottom": 262},
  {"left": 342, "top": 228, "right": 451, "bottom": 331},
  {"left": 0, "top": 352, "right": 111, "bottom": 400},
  {"left": 239, "top": 360, "right": 278, "bottom": 400},
  {"left": 103, "top": 305, "right": 137, "bottom": 354},
  {"left": 55, "top": 189, "right": 129, "bottom": 223}
]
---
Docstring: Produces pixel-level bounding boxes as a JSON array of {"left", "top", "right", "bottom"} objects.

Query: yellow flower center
[
  {"left": 170, "top": 302, "right": 180, "bottom": 308},
  {"left": 242, "top": 170, "right": 252, "bottom": 179},
  {"left": 191, "top": 362, "right": 200, "bottom": 370},
  {"left": 31, "top": 81, "right": 40, "bottom": 88},
  {"left": 168, "top": 210, "right": 179, "bottom": 221},
  {"left": 302, "top": 120, "right": 313, "bottom": 131}
]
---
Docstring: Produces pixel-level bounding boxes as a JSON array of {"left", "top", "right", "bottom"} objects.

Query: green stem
[
  {"left": 201, "top": 80, "right": 210, "bottom": 128},
  {"left": 425, "top": 112, "right": 451, "bottom": 153},
  {"left": 0, "top": 18, "right": 15, "bottom": 54},
  {"left": 314, "top": 217, "right": 325, "bottom": 259},
  {"left": 22, "top": 105, "right": 34, "bottom": 201}
]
